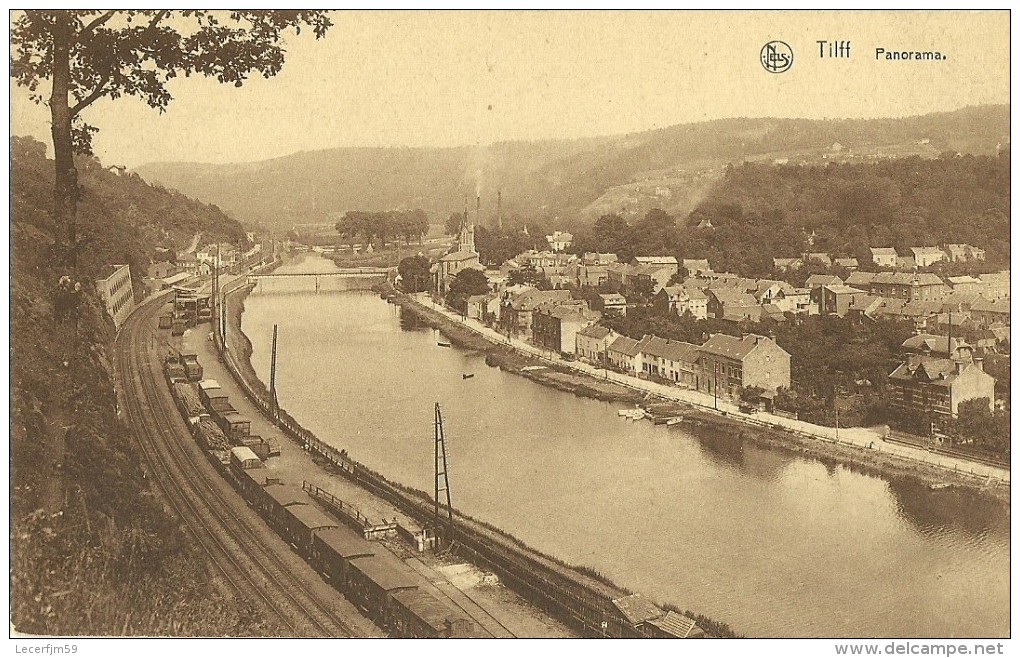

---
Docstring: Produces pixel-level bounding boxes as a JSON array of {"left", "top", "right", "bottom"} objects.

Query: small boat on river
[
  {"left": 437, "top": 341, "right": 452, "bottom": 347},
  {"left": 462, "top": 373, "right": 475, "bottom": 380}
]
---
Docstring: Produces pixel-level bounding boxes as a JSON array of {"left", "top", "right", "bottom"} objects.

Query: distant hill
[{"left": 135, "top": 104, "right": 1009, "bottom": 229}]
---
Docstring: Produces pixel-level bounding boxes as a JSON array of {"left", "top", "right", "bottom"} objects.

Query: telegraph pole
[
  {"left": 434, "top": 403, "right": 453, "bottom": 548},
  {"left": 713, "top": 362, "right": 719, "bottom": 410},
  {"left": 269, "top": 324, "right": 280, "bottom": 420}
]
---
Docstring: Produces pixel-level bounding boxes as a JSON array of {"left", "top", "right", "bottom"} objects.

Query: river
[{"left": 241, "top": 254, "right": 1008, "bottom": 638}]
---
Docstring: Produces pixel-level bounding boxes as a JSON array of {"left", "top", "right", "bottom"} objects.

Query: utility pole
[
  {"left": 434, "top": 403, "right": 453, "bottom": 548},
  {"left": 269, "top": 324, "right": 280, "bottom": 420},
  {"left": 713, "top": 362, "right": 719, "bottom": 410}
]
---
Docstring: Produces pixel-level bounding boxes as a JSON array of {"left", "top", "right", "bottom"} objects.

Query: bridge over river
[{"left": 247, "top": 267, "right": 394, "bottom": 293}]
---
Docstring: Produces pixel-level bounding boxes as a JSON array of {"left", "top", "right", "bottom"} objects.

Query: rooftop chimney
[{"left": 497, "top": 189, "right": 503, "bottom": 230}]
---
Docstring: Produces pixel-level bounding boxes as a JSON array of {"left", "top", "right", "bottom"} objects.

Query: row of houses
[
  {"left": 577, "top": 328, "right": 792, "bottom": 402},
  {"left": 773, "top": 244, "right": 986, "bottom": 272}
]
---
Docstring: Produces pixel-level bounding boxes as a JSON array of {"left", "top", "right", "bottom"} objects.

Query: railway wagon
[
  {"left": 214, "top": 409, "right": 251, "bottom": 441},
  {"left": 346, "top": 553, "right": 420, "bottom": 622},
  {"left": 310, "top": 526, "right": 376, "bottom": 590},
  {"left": 390, "top": 588, "right": 476, "bottom": 638},
  {"left": 195, "top": 418, "right": 231, "bottom": 452},
  {"left": 260, "top": 483, "right": 311, "bottom": 535},
  {"left": 181, "top": 354, "right": 203, "bottom": 382},
  {"left": 198, "top": 380, "right": 229, "bottom": 409},
  {"left": 241, "top": 435, "right": 273, "bottom": 461},
  {"left": 283, "top": 504, "right": 339, "bottom": 555},
  {"left": 230, "top": 463, "right": 281, "bottom": 503},
  {"left": 229, "top": 445, "right": 262, "bottom": 471}
]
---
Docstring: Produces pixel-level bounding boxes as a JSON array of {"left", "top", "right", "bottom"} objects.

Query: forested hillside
[
  {"left": 11, "top": 136, "right": 265, "bottom": 634},
  {"left": 135, "top": 105, "right": 1009, "bottom": 229},
  {"left": 572, "top": 150, "right": 1010, "bottom": 278},
  {"left": 683, "top": 151, "right": 1010, "bottom": 275}
]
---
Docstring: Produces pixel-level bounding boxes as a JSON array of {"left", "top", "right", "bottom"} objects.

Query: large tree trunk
[{"left": 49, "top": 14, "right": 77, "bottom": 270}]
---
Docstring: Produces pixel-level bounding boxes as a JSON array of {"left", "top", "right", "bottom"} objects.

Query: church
[{"left": 433, "top": 218, "right": 482, "bottom": 295}]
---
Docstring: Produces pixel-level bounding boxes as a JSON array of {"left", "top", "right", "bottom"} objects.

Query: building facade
[
  {"left": 95, "top": 264, "right": 135, "bottom": 329},
  {"left": 695, "top": 333, "right": 791, "bottom": 399}
]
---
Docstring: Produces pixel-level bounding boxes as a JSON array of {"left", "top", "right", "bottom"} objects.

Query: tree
[
  {"left": 397, "top": 255, "right": 431, "bottom": 293},
  {"left": 446, "top": 212, "right": 465, "bottom": 237},
  {"left": 12, "top": 10, "right": 333, "bottom": 270},
  {"left": 445, "top": 268, "right": 490, "bottom": 312}
]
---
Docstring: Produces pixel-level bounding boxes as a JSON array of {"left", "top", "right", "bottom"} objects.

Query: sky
[{"left": 9, "top": 10, "right": 1011, "bottom": 169}]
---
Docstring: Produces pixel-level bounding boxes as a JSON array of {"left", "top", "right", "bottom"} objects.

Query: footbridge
[{"left": 247, "top": 267, "right": 394, "bottom": 293}]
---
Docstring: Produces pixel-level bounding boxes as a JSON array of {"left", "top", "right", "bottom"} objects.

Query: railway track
[
  {"left": 883, "top": 434, "right": 1010, "bottom": 472},
  {"left": 115, "top": 294, "right": 370, "bottom": 637}
]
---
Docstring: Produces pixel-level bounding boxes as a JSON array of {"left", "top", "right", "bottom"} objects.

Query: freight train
[{"left": 165, "top": 359, "right": 475, "bottom": 638}]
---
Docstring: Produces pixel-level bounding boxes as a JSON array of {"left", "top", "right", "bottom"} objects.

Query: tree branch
[
  {"left": 70, "top": 79, "right": 108, "bottom": 116},
  {"left": 142, "top": 10, "right": 169, "bottom": 38},
  {"left": 77, "top": 10, "right": 117, "bottom": 39}
]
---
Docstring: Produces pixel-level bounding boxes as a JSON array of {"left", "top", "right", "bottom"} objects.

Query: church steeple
[{"left": 458, "top": 218, "right": 475, "bottom": 254}]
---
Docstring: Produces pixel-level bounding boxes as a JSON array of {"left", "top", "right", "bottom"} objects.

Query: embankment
[{"left": 394, "top": 293, "right": 1009, "bottom": 506}]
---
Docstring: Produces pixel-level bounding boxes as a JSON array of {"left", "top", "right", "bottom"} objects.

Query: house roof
[
  {"left": 888, "top": 357, "right": 986, "bottom": 388},
  {"left": 823, "top": 285, "right": 866, "bottom": 295},
  {"left": 699, "top": 333, "right": 785, "bottom": 360},
  {"left": 971, "top": 298, "right": 1010, "bottom": 314},
  {"left": 805, "top": 274, "right": 843, "bottom": 287},
  {"left": 946, "top": 275, "right": 981, "bottom": 285},
  {"left": 633, "top": 256, "right": 678, "bottom": 265},
  {"left": 611, "top": 594, "right": 663, "bottom": 626},
  {"left": 846, "top": 271, "right": 877, "bottom": 286},
  {"left": 708, "top": 289, "right": 758, "bottom": 306},
  {"left": 577, "top": 324, "right": 613, "bottom": 340},
  {"left": 639, "top": 336, "right": 699, "bottom": 363},
  {"left": 902, "top": 334, "right": 959, "bottom": 356},
  {"left": 439, "top": 250, "right": 480, "bottom": 262},
  {"left": 834, "top": 257, "right": 859, "bottom": 267},
  {"left": 510, "top": 289, "right": 571, "bottom": 311},
  {"left": 600, "top": 293, "right": 627, "bottom": 304},
  {"left": 608, "top": 336, "right": 642, "bottom": 357},
  {"left": 871, "top": 247, "right": 898, "bottom": 256},
  {"left": 978, "top": 272, "right": 1009, "bottom": 285},
  {"left": 872, "top": 272, "right": 945, "bottom": 286},
  {"left": 911, "top": 246, "right": 944, "bottom": 256}
]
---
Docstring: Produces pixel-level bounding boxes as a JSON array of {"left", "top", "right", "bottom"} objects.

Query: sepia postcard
[{"left": 8, "top": 8, "right": 1011, "bottom": 655}]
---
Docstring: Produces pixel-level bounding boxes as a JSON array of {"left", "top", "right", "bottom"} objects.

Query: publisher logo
[{"left": 761, "top": 41, "right": 794, "bottom": 73}]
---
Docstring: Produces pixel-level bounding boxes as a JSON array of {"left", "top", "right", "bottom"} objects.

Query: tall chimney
[
  {"left": 497, "top": 190, "right": 503, "bottom": 230},
  {"left": 476, "top": 195, "right": 481, "bottom": 225}
]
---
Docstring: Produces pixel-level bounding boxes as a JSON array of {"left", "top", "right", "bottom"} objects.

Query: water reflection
[{"left": 887, "top": 478, "right": 1010, "bottom": 537}]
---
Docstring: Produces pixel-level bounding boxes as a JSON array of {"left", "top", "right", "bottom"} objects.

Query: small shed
[
  {"left": 644, "top": 611, "right": 705, "bottom": 639},
  {"left": 612, "top": 593, "right": 663, "bottom": 626}
]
